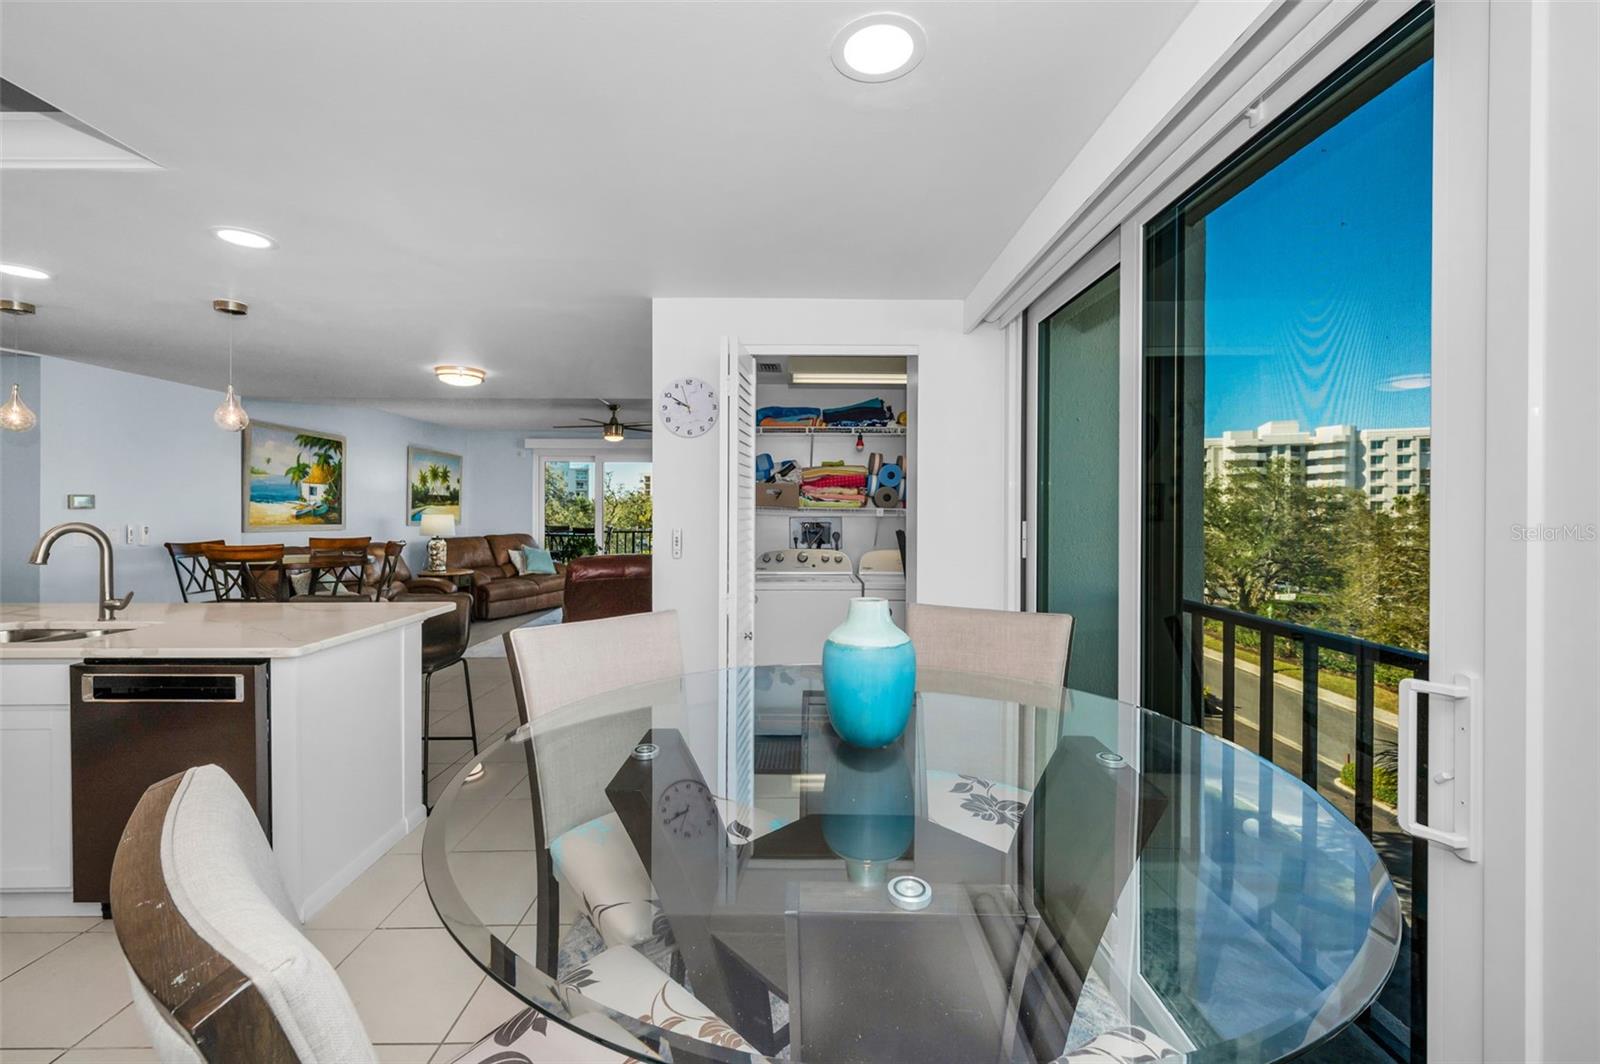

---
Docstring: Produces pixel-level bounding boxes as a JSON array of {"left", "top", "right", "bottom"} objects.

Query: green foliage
[
  {"left": 543, "top": 464, "right": 594, "bottom": 529},
  {"left": 603, "top": 470, "right": 652, "bottom": 531},
  {"left": 1203, "top": 458, "right": 1353, "bottom": 616},
  {"left": 1339, "top": 758, "right": 1398, "bottom": 806},
  {"left": 1204, "top": 458, "right": 1428, "bottom": 653}
]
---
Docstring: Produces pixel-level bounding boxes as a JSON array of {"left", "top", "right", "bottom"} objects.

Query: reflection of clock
[
  {"left": 657, "top": 779, "right": 717, "bottom": 840},
  {"left": 660, "top": 376, "right": 718, "bottom": 438}
]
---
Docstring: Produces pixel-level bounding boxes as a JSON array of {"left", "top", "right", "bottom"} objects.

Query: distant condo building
[{"left": 1204, "top": 420, "right": 1430, "bottom": 509}]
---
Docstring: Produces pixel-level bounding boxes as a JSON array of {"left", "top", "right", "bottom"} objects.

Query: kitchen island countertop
[{"left": 0, "top": 600, "right": 455, "bottom": 660}]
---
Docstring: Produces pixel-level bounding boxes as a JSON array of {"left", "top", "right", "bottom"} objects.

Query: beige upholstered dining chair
[
  {"left": 503, "top": 609, "right": 684, "bottom": 723},
  {"left": 907, "top": 603, "right": 1076, "bottom": 688},
  {"left": 110, "top": 766, "right": 641, "bottom": 1064}
]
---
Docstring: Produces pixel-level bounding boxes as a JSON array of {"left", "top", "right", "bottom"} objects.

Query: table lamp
[{"left": 419, "top": 513, "right": 456, "bottom": 571}]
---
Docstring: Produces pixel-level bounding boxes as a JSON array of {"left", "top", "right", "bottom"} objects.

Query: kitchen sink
[{"left": 0, "top": 627, "right": 127, "bottom": 643}]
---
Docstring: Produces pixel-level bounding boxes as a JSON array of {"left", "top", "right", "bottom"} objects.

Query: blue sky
[{"left": 1202, "top": 60, "right": 1433, "bottom": 437}]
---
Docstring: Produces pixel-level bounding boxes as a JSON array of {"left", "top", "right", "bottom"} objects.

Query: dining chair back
[
  {"left": 503, "top": 609, "right": 683, "bottom": 725},
  {"left": 307, "top": 535, "right": 372, "bottom": 551},
  {"left": 305, "top": 548, "right": 370, "bottom": 597},
  {"left": 204, "top": 544, "right": 290, "bottom": 602},
  {"left": 906, "top": 603, "right": 1075, "bottom": 688},
  {"left": 164, "top": 540, "right": 224, "bottom": 602},
  {"left": 111, "top": 766, "right": 378, "bottom": 1064},
  {"left": 366, "top": 540, "right": 406, "bottom": 600}
]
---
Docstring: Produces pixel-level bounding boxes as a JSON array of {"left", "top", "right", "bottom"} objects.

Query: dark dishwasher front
[{"left": 70, "top": 660, "right": 270, "bottom": 905}]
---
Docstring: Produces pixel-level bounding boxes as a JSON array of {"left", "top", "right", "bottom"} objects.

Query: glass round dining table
[{"left": 422, "top": 665, "right": 1399, "bottom": 1064}]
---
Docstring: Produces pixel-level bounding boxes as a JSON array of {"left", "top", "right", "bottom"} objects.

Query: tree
[
  {"left": 1202, "top": 458, "right": 1353, "bottom": 615},
  {"left": 293, "top": 433, "right": 343, "bottom": 516},
  {"left": 1329, "top": 494, "right": 1429, "bottom": 651}
]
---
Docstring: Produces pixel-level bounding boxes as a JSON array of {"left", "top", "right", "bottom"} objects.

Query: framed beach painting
[
  {"left": 242, "top": 422, "right": 346, "bottom": 530},
  {"left": 407, "top": 445, "right": 463, "bottom": 525}
]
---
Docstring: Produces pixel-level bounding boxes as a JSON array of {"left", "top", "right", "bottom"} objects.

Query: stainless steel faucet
[{"left": 28, "top": 522, "right": 135, "bottom": 621}]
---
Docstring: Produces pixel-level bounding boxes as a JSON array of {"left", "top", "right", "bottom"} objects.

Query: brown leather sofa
[
  {"left": 563, "top": 554, "right": 651, "bottom": 623},
  {"left": 441, "top": 533, "right": 567, "bottom": 620}
]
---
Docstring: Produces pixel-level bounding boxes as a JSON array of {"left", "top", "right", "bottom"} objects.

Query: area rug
[{"left": 463, "top": 607, "right": 563, "bottom": 657}]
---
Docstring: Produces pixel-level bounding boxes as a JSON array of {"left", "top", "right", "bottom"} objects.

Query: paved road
[{"left": 1201, "top": 648, "right": 1398, "bottom": 778}]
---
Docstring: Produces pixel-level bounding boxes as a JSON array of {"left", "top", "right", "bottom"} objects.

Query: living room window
[{"left": 539, "top": 455, "right": 653, "bottom": 561}]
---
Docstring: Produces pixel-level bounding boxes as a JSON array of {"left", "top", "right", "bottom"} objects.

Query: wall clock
[
  {"left": 660, "top": 376, "right": 718, "bottom": 438},
  {"left": 657, "top": 779, "right": 717, "bottom": 840}
]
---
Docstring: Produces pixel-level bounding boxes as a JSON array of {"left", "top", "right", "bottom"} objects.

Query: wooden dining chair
[
  {"left": 110, "top": 766, "right": 642, "bottom": 1064},
  {"left": 364, "top": 540, "right": 406, "bottom": 600},
  {"left": 164, "top": 540, "right": 224, "bottom": 602},
  {"left": 907, "top": 603, "right": 1076, "bottom": 688},
  {"left": 305, "top": 548, "right": 369, "bottom": 597},
  {"left": 204, "top": 544, "right": 291, "bottom": 602},
  {"left": 306, "top": 535, "right": 372, "bottom": 551}
]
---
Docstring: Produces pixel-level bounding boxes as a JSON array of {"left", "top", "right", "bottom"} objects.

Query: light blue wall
[
  {"left": 23, "top": 356, "right": 537, "bottom": 605},
  {"left": 0, "top": 353, "right": 42, "bottom": 602}
]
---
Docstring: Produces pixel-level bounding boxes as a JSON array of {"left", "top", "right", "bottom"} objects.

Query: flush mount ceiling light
[
  {"left": 831, "top": 13, "right": 925, "bottom": 83},
  {"left": 0, "top": 263, "right": 50, "bottom": 280},
  {"left": 212, "top": 227, "right": 277, "bottom": 250},
  {"left": 434, "top": 364, "right": 486, "bottom": 387}
]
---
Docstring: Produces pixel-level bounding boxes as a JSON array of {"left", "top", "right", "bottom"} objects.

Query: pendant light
[
  {"left": 0, "top": 300, "right": 39, "bottom": 432},
  {"left": 212, "top": 298, "right": 250, "bottom": 431}
]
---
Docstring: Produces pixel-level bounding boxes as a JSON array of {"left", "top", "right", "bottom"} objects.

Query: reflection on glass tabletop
[{"left": 422, "top": 665, "right": 1399, "bottom": 1064}]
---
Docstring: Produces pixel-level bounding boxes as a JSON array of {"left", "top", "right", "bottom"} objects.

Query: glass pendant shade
[
  {"left": 213, "top": 384, "right": 250, "bottom": 431},
  {"left": 0, "top": 383, "right": 37, "bottom": 432}
]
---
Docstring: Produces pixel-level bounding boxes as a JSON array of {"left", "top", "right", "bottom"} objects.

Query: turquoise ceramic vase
[{"left": 821, "top": 597, "right": 916, "bottom": 748}]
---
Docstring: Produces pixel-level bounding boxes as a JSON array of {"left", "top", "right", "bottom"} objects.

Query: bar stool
[{"left": 394, "top": 591, "right": 477, "bottom": 806}]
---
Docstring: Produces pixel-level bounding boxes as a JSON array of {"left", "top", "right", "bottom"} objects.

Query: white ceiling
[{"left": 0, "top": 1, "right": 1193, "bottom": 428}]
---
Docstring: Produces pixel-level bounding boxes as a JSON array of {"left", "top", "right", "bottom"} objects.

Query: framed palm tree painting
[
  {"left": 242, "top": 422, "right": 346, "bottom": 530},
  {"left": 407, "top": 446, "right": 463, "bottom": 525}
]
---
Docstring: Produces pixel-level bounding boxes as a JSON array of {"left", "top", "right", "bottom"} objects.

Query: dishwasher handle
[{"left": 79, "top": 671, "right": 246, "bottom": 703}]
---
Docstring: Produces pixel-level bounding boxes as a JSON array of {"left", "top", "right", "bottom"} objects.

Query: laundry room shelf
[
  {"left": 756, "top": 426, "right": 906, "bottom": 436},
  {"left": 756, "top": 507, "right": 906, "bottom": 517}
]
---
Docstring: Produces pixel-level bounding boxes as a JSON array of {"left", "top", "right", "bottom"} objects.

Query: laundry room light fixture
[
  {"left": 831, "top": 14, "right": 925, "bottom": 83},
  {"left": 213, "top": 226, "right": 277, "bottom": 250},
  {"left": 790, "top": 356, "right": 908, "bottom": 385},
  {"left": 434, "top": 364, "right": 486, "bottom": 387}
]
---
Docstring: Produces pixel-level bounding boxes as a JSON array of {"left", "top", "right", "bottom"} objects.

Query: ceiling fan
[{"left": 552, "top": 400, "right": 651, "bottom": 442}]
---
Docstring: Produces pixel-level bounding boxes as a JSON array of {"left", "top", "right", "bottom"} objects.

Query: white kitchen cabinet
[{"left": 0, "top": 663, "right": 73, "bottom": 894}]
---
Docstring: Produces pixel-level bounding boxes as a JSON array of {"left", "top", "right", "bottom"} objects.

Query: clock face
[
  {"left": 657, "top": 779, "right": 717, "bottom": 840},
  {"left": 660, "top": 376, "right": 718, "bottom": 438}
]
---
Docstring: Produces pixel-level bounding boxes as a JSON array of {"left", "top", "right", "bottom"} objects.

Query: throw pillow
[
  {"left": 507, "top": 550, "right": 528, "bottom": 575},
  {"left": 520, "top": 546, "right": 557, "bottom": 575}
]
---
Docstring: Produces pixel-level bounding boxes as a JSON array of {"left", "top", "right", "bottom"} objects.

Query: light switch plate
[{"left": 125, "top": 524, "right": 137, "bottom": 545}]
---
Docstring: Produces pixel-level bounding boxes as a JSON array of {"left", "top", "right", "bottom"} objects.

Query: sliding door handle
[{"left": 1397, "top": 673, "right": 1480, "bottom": 862}]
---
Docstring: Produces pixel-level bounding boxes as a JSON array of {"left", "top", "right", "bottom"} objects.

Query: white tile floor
[{"left": 0, "top": 657, "right": 563, "bottom": 1064}]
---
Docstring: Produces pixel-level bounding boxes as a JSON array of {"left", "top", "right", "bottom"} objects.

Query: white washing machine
[
  {"left": 754, "top": 548, "right": 860, "bottom": 666},
  {"left": 857, "top": 548, "right": 906, "bottom": 628}
]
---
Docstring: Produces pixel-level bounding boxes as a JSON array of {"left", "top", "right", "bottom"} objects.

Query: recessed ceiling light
[
  {"left": 832, "top": 14, "right": 925, "bottom": 83},
  {"left": 0, "top": 263, "right": 51, "bottom": 280},
  {"left": 212, "top": 227, "right": 277, "bottom": 250},
  {"left": 434, "top": 365, "right": 486, "bottom": 387}
]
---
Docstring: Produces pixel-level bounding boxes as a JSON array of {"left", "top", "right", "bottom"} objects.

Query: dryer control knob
[
  {"left": 796, "top": 552, "right": 809, "bottom": 564},
  {"left": 760, "top": 553, "right": 771, "bottom": 564},
  {"left": 775, "top": 552, "right": 785, "bottom": 563}
]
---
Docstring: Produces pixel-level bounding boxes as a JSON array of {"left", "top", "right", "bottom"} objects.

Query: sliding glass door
[
  {"left": 1034, "top": 265, "right": 1120, "bottom": 698},
  {"left": 540, "top": 455, "right": 652, "bottom": 560},
  {"left": 1142, "top": 10, "right": 1434, "bottom": 1059}
]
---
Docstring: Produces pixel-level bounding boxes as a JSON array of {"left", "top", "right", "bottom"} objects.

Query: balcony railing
[
  {"left": 545, "top": 527, "right": 651, "bottom": 562},
  {"left": 1181, "top": 599, "right": 1427, "bottom": 1060}
]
